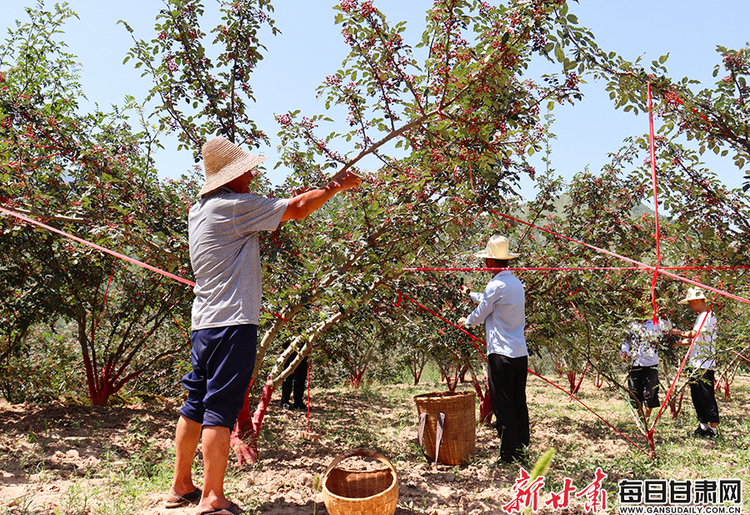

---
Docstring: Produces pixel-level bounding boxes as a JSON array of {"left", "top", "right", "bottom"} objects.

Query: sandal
[
  {"left": 164, "top": 488, "right": 202, "bottom": 508},
  {"left": 198, "top": 501, "right": 244, "bottom": 515}
]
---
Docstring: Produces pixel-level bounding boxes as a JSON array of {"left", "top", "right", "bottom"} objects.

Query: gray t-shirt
[{"left": 189, "top": 187, "right": 288, "bottom": 330}]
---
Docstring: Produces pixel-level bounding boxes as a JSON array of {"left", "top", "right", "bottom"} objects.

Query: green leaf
[{"left": 554, "top": 44, "right": 565, "bottom": 63}]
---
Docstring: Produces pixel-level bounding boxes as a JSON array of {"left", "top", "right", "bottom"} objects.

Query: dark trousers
[
  {"left": 281, "top": 355, "right": 308, "bottom": 407},
  {"left": 627, "top": 366, "right": 660, "bottom": 408},
  {"left": 689, "top": 369, "right": 720, "bottom": 424},
  {"left": 487, "top": 353, "right": 530, "bottom": 462}
]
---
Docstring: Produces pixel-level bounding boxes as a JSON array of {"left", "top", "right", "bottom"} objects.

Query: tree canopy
[{"left": 1, "top": 0, "right": 749, "bottom": 458}]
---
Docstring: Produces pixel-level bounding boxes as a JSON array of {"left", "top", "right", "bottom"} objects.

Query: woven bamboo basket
[
  {"left": 321, "top": 448, "right": 398, "bottom": 515},
  {"left": 414, "top": 390, "right": 476, "bottom": 466}
]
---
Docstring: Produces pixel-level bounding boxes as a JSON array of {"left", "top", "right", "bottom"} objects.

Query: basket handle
[
  {"left": 322, "top": 448, "right": 397, "bottom": 481},
  {"left": 417, "top": 411, "right": 445, "bottom": 466}
]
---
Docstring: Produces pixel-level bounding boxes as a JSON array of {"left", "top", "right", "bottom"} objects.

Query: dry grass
[{"left": 1, "top": 372, "right": 748, "bottom": 514}]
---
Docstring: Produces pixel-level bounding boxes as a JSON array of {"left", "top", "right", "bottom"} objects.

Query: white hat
[
  {"left": 678, "top": 287, "right": 707, "bottom": 305},
  {"left": 474, "top": 235, "right": 520, "bottom": 260},
  {"left": 199, "top": 136, "right": 269, "bottom": 196}
]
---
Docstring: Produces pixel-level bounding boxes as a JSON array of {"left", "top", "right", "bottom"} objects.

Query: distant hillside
[{"left": 517, "top": 193, "right": 655, "bottom": 220}]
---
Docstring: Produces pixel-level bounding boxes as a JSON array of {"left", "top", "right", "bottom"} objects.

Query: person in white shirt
[
  {"left": 458, "top": 235, "right": 528, "bottom": 465},
  {"left": 620, "top": 317, "right": 672, "bottom": 422},
  {"left": 669, "top": 287, "right": 719, "bottom": 438}
]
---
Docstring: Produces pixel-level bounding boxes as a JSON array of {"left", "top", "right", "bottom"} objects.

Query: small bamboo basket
[
  {"left": 414, "top": 390, "right": 476, "bottom": 466},
  {"left": 321, "top": 448, "right": 399, "bottom": 515}
]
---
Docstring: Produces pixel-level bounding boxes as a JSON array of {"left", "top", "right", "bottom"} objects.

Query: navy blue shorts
[{"left": 179, "top": 324, "right": 257, "bottom": 428}]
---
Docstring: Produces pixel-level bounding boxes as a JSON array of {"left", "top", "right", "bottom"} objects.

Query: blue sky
[{"left": 3, "top": 0, "right": 749, "bottom": 196}]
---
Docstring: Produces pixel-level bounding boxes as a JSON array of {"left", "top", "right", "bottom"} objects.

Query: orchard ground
[{"left": 1, "top": 372, "right": 749, "bottom": 515}]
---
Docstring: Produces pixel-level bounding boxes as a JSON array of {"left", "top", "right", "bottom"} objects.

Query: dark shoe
[
  {"left": 165, "top": 488, "right": 202, "bottom": 508},
  {"left": 279, "top": 401, "right": 293, "bottom": 410},
  {"left": 292, "top": 402, "right": 307, "bottom": 412},
  {"left": 198, "top": 501, "right": 244, "bottom": 515},
  {"left": 691, "top": 426, "right": 709, "bottom": 438}
]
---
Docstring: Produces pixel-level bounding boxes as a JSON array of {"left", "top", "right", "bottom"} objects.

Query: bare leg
[
  {"left": 171, "top": 415, "right": 201, "bottom": 496},
  {"left": 197, "top": 425, "right": 233, "bottom": 511}
]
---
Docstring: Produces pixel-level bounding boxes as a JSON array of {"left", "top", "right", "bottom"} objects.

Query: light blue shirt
[{"left": 465, "top": 270, "right": 527, "bottom": 358}]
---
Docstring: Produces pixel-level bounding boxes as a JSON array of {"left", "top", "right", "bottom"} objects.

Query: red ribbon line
[
  {"left": 403, "top": 266, "right": 750, "bottom": 272},
  {"left": 0, "top": 205, "right": 288, "bottom": 321},
  {"left": 469, "top": 203, "right": 750, "bottom": 306},
  {"left": 732, "top": 350, "right": 750, "bottom": 365},
  {"left": 382, "top": 283, "right": 487, "bottom": 362},
  {"left": 527, "top": 368, "right": 647, "bottom": 455},
  {"left": 0, "top": 206, "right": 196, "bottom": 287},
  {"left": 650, "top": 295, "right": 717, "bottom": 433},
  {"left": 648, "top": 82, "right": 662, "bottom": 325},
  {"left": 383, "top": 282, "right": 649, "bottom": 455}
]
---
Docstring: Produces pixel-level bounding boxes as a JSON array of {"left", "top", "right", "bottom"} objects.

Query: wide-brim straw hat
[
  {"left": 199, "top": 136, "right": 269, "bottom": 196},
  {"left": 474, "top": 235, "right": 521, "bottom": 259},
  {"left": 678, "top": 286, "right": 707, "bottom": 305}
]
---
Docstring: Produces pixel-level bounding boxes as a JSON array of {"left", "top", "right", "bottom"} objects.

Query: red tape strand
[
  {"left": 0, "top": 206, "right": 289, "bottom": 321},
  {"left": 648, "top": 82, "right": 662, "bottom": 325},
  {"left": 472, "top": 203, "right": 750, "bottom": 306},
  {"left": 383, "top": 282, "right": 649, "bottom": 455},
  {"left": 403, "top": 266, "right": 750, "bottom": 272},
  {"left": 0, "top": 206, "right": 196, "bottom": 287},
  {"left": 733, "top": 350, "right": 750, "bottom": 365},
  {"left": 382, "top": 283, "right": 487, "bottom": 362}
]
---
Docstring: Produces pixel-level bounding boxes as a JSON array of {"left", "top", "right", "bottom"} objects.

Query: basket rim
[
  {"left": 321, "top": 448, "right": 398, "bottom": 503},
  {"left": 413, "top": 390, "right": 475, "bottom": 401}
]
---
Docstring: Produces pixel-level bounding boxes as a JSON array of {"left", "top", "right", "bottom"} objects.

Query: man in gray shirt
[{"left": 166, "top": 136, "right": 361, "bottom": 514}]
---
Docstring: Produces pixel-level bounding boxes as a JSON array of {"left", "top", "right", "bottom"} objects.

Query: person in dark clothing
[
  {"left": 280, "top": 353, "right": 308, "bottom": 411},
  {"left": 669, "top": 287, "right": 720, "bottom": 438}
]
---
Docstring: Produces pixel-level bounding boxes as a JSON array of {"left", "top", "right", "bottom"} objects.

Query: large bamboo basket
[
  {"left": 414, "top": 390, "right": 476, "bottom": 466},
  {"left": 321, "top": 448, "right": 399, "bottom": 515}
]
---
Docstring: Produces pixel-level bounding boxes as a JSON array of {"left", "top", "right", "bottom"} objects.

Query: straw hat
[
  {"left": 199, "top": 136, "right": 269, "bottom": 196},
  {"left": 678, "top": 287, "right": 707, "bottom": 305},
  {"left": 474, "top": 235, "right": 520, "bottom": 259}
]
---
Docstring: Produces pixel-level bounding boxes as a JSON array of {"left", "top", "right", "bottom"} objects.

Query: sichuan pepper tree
[
  {"left": 0, "top": 3, "right": 199, "bottom": 405},
  {"left": 124, "top": 0, "right": 589, "bottom": 463},
  {"left": 250, "top": 0, "right": 750, "bottom": 460}
]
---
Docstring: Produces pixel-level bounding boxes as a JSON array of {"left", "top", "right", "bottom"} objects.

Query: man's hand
[
  {"left": 291, "top": 186, "right": 311, "bottom": 197},
  {"left": 330, "top": 170, "right": 362, "bottom": 191},
  {"left": 460, "top": 285, "right": 471, "bottom": 296},
  {"left": 457, "top": 317, "right": 468, "bottom": 328},
  {"left": 281, "top": 171, "right": 362, "bottom": 222}
]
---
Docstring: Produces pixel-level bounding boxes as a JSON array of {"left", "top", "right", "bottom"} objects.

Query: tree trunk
[
  {"left": 464, "top": 357, "right": 493, "bottom": 426},
  {"left": 350, "top": 368, "right": 367, "bottom": 389},
  {"left": 669, "top": 390, "right": 684, "bottom": 418},
  {"left": 231, "top": 377, "right": 274, "bottom": 466}
]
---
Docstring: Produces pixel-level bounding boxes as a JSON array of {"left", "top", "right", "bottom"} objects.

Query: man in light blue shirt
[{"left": 459, "top": 235, "right": 529, "bottom": 465}]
